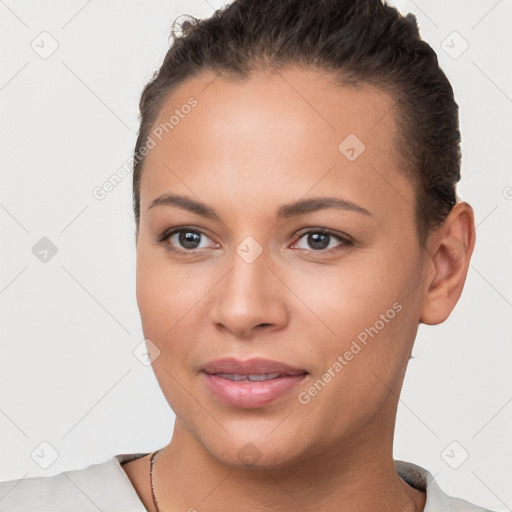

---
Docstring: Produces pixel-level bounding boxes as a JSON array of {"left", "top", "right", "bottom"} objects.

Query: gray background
[{"left": 1, "top": 1, "right": 511, "bottom": 510}]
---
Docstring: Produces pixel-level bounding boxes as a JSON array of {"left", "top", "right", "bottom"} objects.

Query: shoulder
[
  {"left": 0, "top": 453, "right": 149, "bottom": 512},
  {"left": 395, "top": 460, "right": 500, "bottom": 512}
]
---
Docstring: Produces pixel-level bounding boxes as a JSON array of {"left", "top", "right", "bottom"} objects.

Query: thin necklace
[
  {"left": 150, "top": 449, "right": 163, "bottom": 512},
  {"left": 150, "top": 449, "right": 421, "bottom": 512}
]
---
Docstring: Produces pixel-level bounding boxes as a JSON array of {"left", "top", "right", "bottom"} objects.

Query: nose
[{"left": 209, "top": 245, "right": 289, "bottom": 339}]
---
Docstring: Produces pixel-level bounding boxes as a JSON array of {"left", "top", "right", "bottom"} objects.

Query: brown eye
[
  {"left": 175, "top": 230, "right": 203, "bottom": 250},
  {"left": 305, "top": 232, "right": 330, "bottom": 250},
  {"left": 293, "top": 230, "right": 353, "bottom": 252},
  {"left": 158, "top": 227, "right": 216, "bottom": 254}
]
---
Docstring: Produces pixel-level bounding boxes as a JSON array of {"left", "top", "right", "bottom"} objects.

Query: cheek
[
  {"left": 136, "top": 253, "right": 166, "bottom": 337},
  {"left": 135, "top": 252, "right": 204, "bottom": 413},
  {"left": 291, "top": 288, "right": 417, "bottom": 445},
  {"left": 288, "top": 249, "right": 422, "bottom": 397},
  {"left": 135, "top": 244, "right": 207, "bottom": 338},
  {"left": 286, "top": 252, "right": 413, "bottom": 339}
]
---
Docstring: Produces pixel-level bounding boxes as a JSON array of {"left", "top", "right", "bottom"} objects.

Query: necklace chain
[
  {"left": 150, "top": 449, "right": 163, "bottom": 512},
  {"left": 150, "top": 449, "right": 421, "bottom": 512}
]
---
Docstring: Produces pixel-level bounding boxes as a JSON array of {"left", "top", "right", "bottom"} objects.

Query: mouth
[
  {"left": 201, "top": 356, "right": 308, "bottom": 376},
  {"left": 200, "top": 357, "right": 308, "bottom": 408},
  {"left": 209, "top": 372, "right": 292, "bottom": 381}
]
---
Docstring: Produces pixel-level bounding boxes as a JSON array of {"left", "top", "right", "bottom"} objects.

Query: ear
[{"left": 420, "top": 201, "right": 476, "bottom": 325}]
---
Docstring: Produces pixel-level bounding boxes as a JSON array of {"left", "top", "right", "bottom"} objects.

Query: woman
[{"left": 0, "top": 0, "right": 500, "bottom": 510}]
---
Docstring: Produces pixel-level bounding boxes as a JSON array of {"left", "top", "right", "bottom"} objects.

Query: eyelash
[{"left": 156, "top": 226, "right": 354, "bottom": 256}]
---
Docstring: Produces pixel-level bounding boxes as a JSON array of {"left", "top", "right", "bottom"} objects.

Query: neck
[{"left": 152, "top": 406, "right": 425, "bottom": 512}]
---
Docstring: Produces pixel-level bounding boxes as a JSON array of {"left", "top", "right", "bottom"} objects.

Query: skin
[{"left": 123, "top": 66, "right": 475, "bottom": 512}]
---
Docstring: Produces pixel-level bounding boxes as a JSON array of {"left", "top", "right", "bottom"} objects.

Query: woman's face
[{"left": 136, "top": 66, "right": 428, "bottom": 468}]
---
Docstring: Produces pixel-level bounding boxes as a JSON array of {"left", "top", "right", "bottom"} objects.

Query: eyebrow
[
  {"left": 277, "top": 197, "right": 372, "bottom": 217},
  {"left": 148, "top": 193, "right": 372, "bottom": 218}
]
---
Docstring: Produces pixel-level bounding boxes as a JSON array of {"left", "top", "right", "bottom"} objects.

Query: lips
[
  {"left": 201, "top": 357, "right": 308, "bottom": 408},
  {"left": 201, "top": 357, "right": 308, "bottom": 377}
]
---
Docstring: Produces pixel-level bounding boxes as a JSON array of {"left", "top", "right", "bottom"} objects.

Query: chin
[{"left": 201, "top": 432, "right": 315, "bottom": 472}]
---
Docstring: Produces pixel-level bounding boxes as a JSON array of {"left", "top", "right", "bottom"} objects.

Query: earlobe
[{"left": 420, "top": 202, "right": 476, "bottom": 325}]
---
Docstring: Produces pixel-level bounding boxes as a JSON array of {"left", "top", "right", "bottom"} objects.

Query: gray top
[{"left": 0, "top": 454, "right": 497, "bottom": 511}]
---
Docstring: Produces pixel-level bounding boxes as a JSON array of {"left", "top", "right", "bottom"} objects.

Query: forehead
[{"left": 139, "top": 66, "right": 415, "bottom": 223}]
